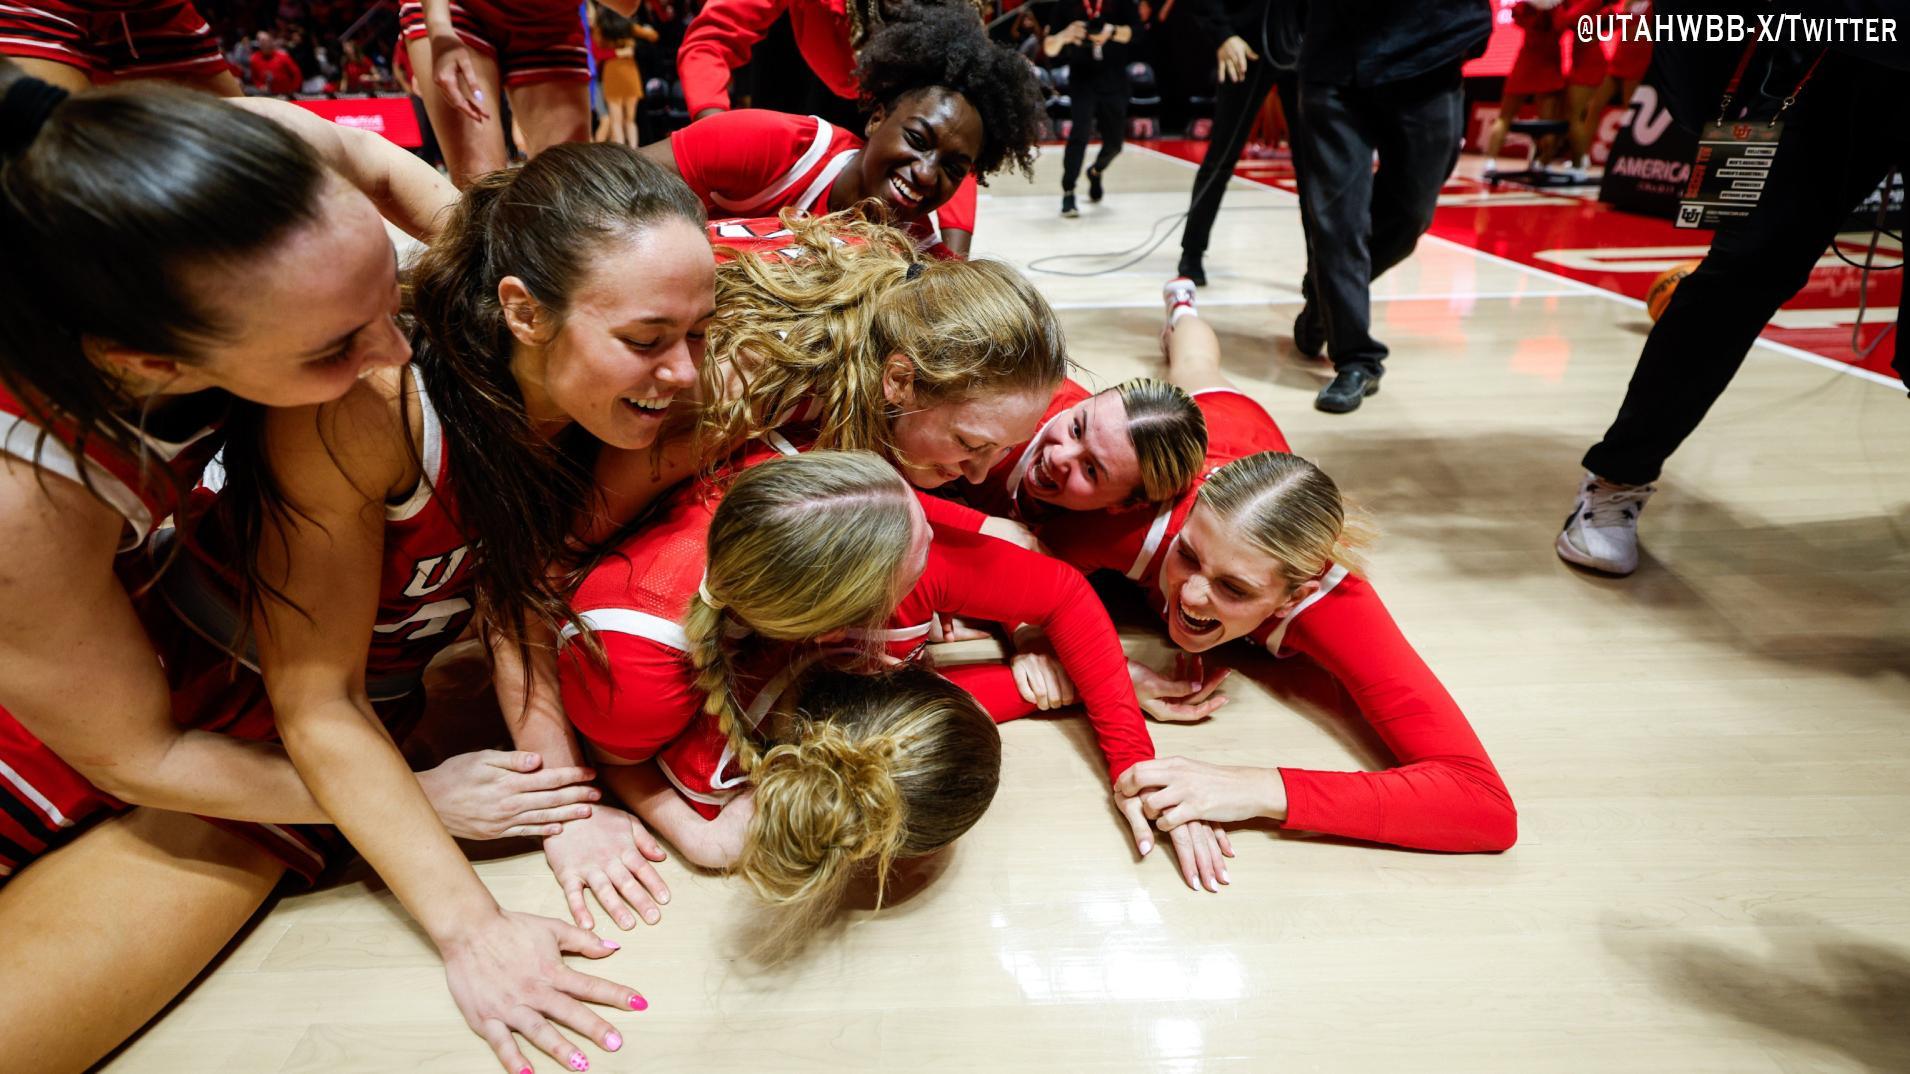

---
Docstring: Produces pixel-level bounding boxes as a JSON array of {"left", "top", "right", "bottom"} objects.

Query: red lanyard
[
  {"left": 1717, "top": 35, "right": 1829, "bottom": 125},
  {"left": 1082, "top": 0, "right": 1105, "bottom": 19}
]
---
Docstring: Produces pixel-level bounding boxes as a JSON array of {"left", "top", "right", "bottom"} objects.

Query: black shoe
[
  {"left": 1061, "top": 192, "right": 1079, "bottom": 218},
  {"left": 1177, "top": 252, "right": 1206, "bottom": 287},
  {"left": 1315, "top": 367, "right": 1380, "bottom": 413},
  {"left": 1292, "top": 304, "right": 1326, "bottom": 358},
  {"left": 1087, "top": 166, "right": 1105, "bottom": 202}
]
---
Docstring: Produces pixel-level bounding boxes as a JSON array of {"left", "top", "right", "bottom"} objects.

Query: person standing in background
[
  {"left": 594, "top": 4, "right": 656, "bottom": 145},
  {"left": 1176, "top": 0, "right": 1302, "bottom": 289},
  {"left": 248, "top": 30, "right": 303, "bottom": 94},
  {"left": 1043, "top": 0, "right": 1139, "bottom": 219},
  {"left": 1295, "top": 0, "right": 1490, "bottom": 413}
]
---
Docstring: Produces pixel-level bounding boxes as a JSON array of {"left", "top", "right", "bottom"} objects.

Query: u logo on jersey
[
  {"left": 375, "top": 545, "right": 474, "bottom": 642},
  {"left": 403, "top": 547, "right": 469, "bottom": 597}
]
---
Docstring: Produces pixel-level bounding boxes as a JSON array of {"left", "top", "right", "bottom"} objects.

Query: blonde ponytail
[
  {"left": 741, "top": 721, "right": 909, "bottom": 907},
  {"left": 735, "top": 665, "right": 1001, "bottom": 946},
  {"left": 681, "top": 451, "right": 918, "bottom": 771}
]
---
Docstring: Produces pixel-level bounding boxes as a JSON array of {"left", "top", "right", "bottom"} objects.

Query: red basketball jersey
[
  {"left": 0, "top": 383, "right": 223, "bottom": 551},
  {"left": 163, "top": 377, "right": 477, "bottom": 702},
  {"left": 671, "top": 110, "right": 959, "bottom": 256}
]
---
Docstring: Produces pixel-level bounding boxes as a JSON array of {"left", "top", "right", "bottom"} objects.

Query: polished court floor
[{"left": 102, "top": 148, "right": 1910, "bottom": 1072}]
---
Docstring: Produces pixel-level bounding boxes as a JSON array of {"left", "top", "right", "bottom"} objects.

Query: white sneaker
[
  {"left": 1556, "top": 471, "right": 1656, "bottom": 576},
  {"left": 1163, "top": 276, "right": 1197, "bottom": 324}
]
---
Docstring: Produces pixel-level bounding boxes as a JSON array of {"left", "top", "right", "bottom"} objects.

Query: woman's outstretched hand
[{"left": 442, "top": 909, "right": 645, "bottom": 1074}]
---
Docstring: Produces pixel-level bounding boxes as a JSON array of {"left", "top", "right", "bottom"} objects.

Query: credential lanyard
[{"left": 1716, "top": 36, "right": 1829, "bottom": 126}]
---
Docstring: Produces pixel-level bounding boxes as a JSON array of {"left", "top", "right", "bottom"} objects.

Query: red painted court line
[{"left": 1137, "top": 139, "right": 1901, "bottom": 380}]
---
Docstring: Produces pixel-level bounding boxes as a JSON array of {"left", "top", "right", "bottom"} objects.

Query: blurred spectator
[
  {"left": 1043, "top": 0, "right": 1140, "bottom": 218},
  {"left": 248, "top": 30, "right": 303, "bottom": 93},
  {"left": 340, "top": 39, "right": 378, "bottom": 92}
]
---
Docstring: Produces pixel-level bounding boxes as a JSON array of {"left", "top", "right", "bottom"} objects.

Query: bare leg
[
  {"left": 1161, "top": 299, "right": 1233, "bottom": 394},
  {"left": 407, "top": 36, "right": 508, "bottom": 187},
  {"left": 617, "top": 97, "right": 638, "bottom": 148},
  {"left": 0, "top": 808, "right": 284, "bottom": 1072},
  {"left": 1483, "top": 93, "right": 1531, "bottom": 163},
  {"left": 1564, "top": 83, "right": 1598, "bottom": 165},
  {"left": 9, "top": 56, "right": 93, "bottom": 92},
  {"left": 508, "top": 79, "right": 591, "bottom": 158}
]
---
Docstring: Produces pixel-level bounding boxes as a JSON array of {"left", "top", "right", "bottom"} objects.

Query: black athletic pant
[
  {"left": 1296, "top": 63, "right": 1466, "bottom": 372},
  {"left": 1585, "top": 58, "right": 1910, "bottom": 485},
  {"left": 1182, "top": 61, "right": 1302, "bottom": 258},
  {"left": 1062, "top": 74, "right": 1129, "bottom": 191}
]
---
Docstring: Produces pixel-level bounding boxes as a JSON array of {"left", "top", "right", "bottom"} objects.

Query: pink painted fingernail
[
  {"left": 569, "top": 1052, "right": 589, "bottom": 1072},
  {"left": 629, "top": 993, "right": 649, "bottom": 1011},
  {"left": 605, "top": 1031, "right": 623, "bottom": 1051},
  {"left": 520, "top": 1068, "right": 534, "bottom": 1074},
  {"left": 602, "top": 939, "right": 620, "bottom": 951},
  {"left": 1139, "top": 840, "right": 1152, "bottom": 855}
]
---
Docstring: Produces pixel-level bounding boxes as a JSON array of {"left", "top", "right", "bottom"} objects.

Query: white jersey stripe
[
  {"left": 1127, "top": 501, "right": 1177, "bottom": 581},
  {"left": 2, "top": 411, "right": 150, "bottom": 548},
  {"left": 791, "top": 149, "right": 858, "bottom": 216},
  {"left": 1256, "top": 564, "right": 1349, "bottom": 654},
  {"left": 845, "top": 621, "right": 933, "bottom": 643},
  {"left": 0, "top": 758, "right": 72, "bottom": 828},
  {"left": 387, "top": 377, "right": 446, "bottom": 521},
  {"left": 561, "top": 608, "right": 691, "bottom": 652},
  {"left": 1005, "top": 410, "right": 1068, "bottom": 515},
  {"left": 709, "top": 116, "right": 837, "bottom": 213},
  {"left": 658, "top": 756, "right": 736, "bottom": 806}
]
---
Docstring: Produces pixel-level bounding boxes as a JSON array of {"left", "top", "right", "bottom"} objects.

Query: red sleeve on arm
[
  {"left": 916, "top": 489, "right": 987, "bottom": 532},
  {"left": 676, "top": 0, "right": 791, "bottom": 114},
  {"left": 669, "top": 109, "right": 800, "bottom": 207},
  {"left": 923, "top": 528, "right": 1154, "bottom": 780},
  {"left": 937, "top": 663, "right": 1039, "bottom": 723},
  {"left": 557, "top": 634, "right": 703, "bottom": 763},
  {"left": 1272, "top": 579, "right": 1518, "bottom": 853},
  {"left": 937, "top": 174, "right": 979, "bottom": 233}
]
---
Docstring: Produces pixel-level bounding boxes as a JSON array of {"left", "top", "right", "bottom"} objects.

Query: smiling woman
[
  {"left": 696, "top": 211, "right": 1064, "bottom": 490},
  {"left": 637, "top": 3, "right": 1044, "bottom": 258},
  {"left": 0, "top": 62, "right": 460, "bottom": 1070}
]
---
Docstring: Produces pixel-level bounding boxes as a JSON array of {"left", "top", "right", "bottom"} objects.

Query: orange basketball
[{"left": 1646, "top": 259, "right": 1703, "bottom": 321}]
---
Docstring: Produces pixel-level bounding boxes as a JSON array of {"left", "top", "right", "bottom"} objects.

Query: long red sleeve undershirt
[
  {"left": 1260, "top": 576, "right": 1517, "bottom": 853},
  {"left": 912, "top": 525, "right": 1153, "bottom": 781},
  {"left": 678, "top": 0, "right": 861, "bottom": 115}
]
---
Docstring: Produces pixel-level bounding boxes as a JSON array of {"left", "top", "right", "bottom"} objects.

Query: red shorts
[
  {"left": 0, "top": 0, "right": 229, "bottom": 83},
  {"left": 397, "top": 0, "right": 588, "bottom": 88},
  {"left": 0, "top": 607, "right": 425, "bottom": 887}
]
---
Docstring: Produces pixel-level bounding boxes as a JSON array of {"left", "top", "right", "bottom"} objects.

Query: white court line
[
  {"left": 1123, "top": 143, "right": 1904, "bottom": 392},
  {"left": 1049, "top": 289, "right": 1594, "bottom": 311}
]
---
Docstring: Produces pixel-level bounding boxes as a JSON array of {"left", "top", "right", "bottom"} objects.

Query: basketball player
[
  {"left": 641, "top": 6, "right": 1044, "bottom": 258},
  {"left": 561, "top": 450, "right": 1234, "bottom": 896},
  {"left": 1027, "top": 283, "right": 1519, "bottom": 854},
  {"left": 673, "top": 0, "right": 995, "bottom": 254},
  {"left": 399, "top": 0, "right": 593, "bottom": 186},
  {"left": 0, "top": 0, "right": 243, "bottom": 95}
]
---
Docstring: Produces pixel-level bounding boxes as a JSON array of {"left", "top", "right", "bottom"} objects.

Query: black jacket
[
  {"left": 1184, "top": 0, "right": 1303, "bottom": 72},
  {"left": 1044, "top": 0, "right": 1144, "bottom": 87},
  {"left": 1299, "top": 0, "right": 1491, "bottom": 86}
]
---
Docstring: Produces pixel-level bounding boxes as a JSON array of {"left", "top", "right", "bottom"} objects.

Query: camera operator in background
[
  {"left": 1044, "top": 0, "right": 1140, "bottom": 218},
  {"left": 1557, "top": 0, "right": 1909, "bottom": 578}
]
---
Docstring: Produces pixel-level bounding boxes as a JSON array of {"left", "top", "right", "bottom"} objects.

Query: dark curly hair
[{"left": 855, "top": 3, "right": 1046, "bottom": 182}]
